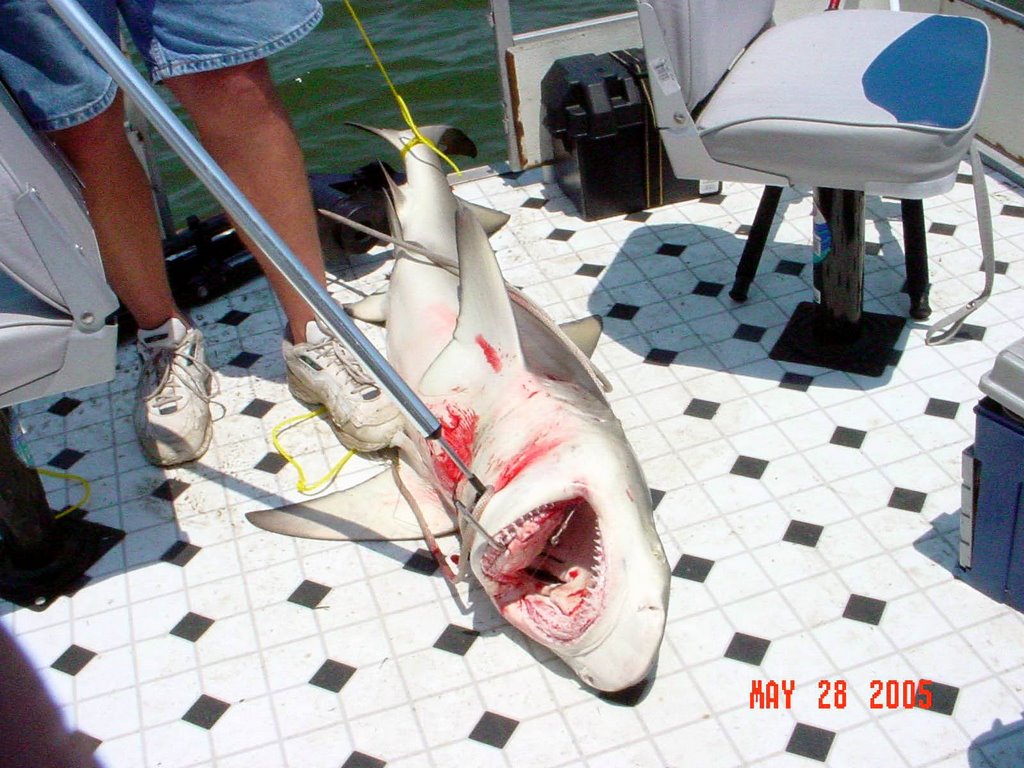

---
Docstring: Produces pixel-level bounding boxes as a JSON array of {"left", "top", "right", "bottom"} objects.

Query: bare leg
[
  {"left": 165, "top": 59, "right": 323, "bottom": 342},
  {"left": 50, "top": 93, "right": 181, "bottom": 331}
]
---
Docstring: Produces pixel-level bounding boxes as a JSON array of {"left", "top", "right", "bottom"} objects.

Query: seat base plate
[{"left": 770, "top": 301, "right": 906, "bottom": 378}]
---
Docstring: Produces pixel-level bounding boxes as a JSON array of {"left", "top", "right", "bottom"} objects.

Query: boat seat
[
  {"left": 0, "top": 85, "right": 118, "bottom": 409},
  {"left": 637, "top": 0, "right": 992, "bottom": 375}
]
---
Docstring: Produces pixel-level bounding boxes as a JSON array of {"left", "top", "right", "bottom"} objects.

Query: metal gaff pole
[{"left": 44, "top": 0, "right": 479, "bottom": 471}]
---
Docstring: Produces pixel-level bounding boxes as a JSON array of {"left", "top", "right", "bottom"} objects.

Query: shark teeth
[{"left": 482, "top": 497, "right": 605, "bottom": 632}]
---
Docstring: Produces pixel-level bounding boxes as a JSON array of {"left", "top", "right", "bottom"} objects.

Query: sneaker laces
[
  {"left": 305, "top": 334, "right": 380, "bottom": 395},
  {"left": 140, "top": 339, "right": 216, "bottom": 411}
]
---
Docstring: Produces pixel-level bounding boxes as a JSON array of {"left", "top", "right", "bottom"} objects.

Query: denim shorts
[{"left": 0, "top": 0, "right": 323, "bottom": 131}]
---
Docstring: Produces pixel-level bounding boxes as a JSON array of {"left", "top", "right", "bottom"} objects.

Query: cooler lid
[{"left": 980, "top": 336, "right": 1024, "bottom": 418}]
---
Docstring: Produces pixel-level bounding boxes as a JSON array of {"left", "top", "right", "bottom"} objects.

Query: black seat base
[{"left": 770, "top": 301, "right": 906, "bottom": 378}]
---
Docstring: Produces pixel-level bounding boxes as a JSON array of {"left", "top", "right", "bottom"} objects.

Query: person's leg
[
  {"left": 164, "top": 59, "right": 320, "bottom": 343},
  {"left": 49, "top": 92, "right": 181, "bottom": 331},
  {"left": 165, "top": 60, "right": 402, "bottom": 451}
]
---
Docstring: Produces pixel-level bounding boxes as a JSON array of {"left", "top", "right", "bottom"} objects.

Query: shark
[{"left": 248, "top": 126, "right": 670, "bottom": 692}]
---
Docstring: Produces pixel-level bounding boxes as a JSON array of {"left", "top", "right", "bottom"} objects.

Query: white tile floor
[{"left": 4, "top": 158, "right": 1024, "bottom": 768}]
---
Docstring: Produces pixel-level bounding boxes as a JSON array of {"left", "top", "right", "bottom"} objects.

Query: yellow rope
[
  {"left": 35, "top": 468, "right": 91, "bottom": 520},
  {"left": 343, "top": 0, "right": 462, "bottom": 175},
  {"left": 271, "top": 407, "right": 358, "bottom": 494}
]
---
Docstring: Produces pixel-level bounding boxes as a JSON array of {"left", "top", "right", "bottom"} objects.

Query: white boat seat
[
  {"left": 698, "top": 12, "right": 988, "bottom": 193},
  {"left": 0, "top": 85, "right": 119, "bottom": 409},
  {"left": 638, "top": 2, "right": 991, "bottom": 198}
]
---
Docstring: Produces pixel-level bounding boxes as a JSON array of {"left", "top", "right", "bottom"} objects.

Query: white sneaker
[
  {"left": 134, "top": 318, "right": 214, "bottom": 466},
  {"left": 283, "top": 320, "right": 402, "bottom": 452}
]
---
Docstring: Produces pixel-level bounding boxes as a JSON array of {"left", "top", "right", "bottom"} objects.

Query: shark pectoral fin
[
  {"left": 345, "top": 292, "right": 389, "bottom": 325},
  {"left": 559, "top": 316, "right": 603, "bottom": 359},
  {"left": 458, "top": 199, "right": 511, "bottom": 236},
  {"left": 245, "top": 465, "right": 455, "bottom": 542}
]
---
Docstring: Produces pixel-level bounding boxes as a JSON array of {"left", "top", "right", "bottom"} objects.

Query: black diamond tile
[
  {"left": 625, "top": 211, "right": 652, "bottom": 222},
  {"left": 48, "top": 448, "right": 85, "bottom": 470},
  {"left": 700, "top": 193, "right": 726, "bottom": 204},
  {"left": 924, "top": 681, "right": 960, "bottom": 715},
  {"left": 152, "top": 478, "right": 190, "bottom": 502},
  {"left": 672, "top": 554, "right": 715, "bottom": 582},
  {"left": 70, "top": 731, "right": 102, "bottom": 755},
  {"left": 990, "top": 260, "right": 1010, "bottom": 275},
  {"left": 575, "top": 263, "right": 604, "bottom": 277},
  {"left": 434, "top": 624, "right": 480, "bottom": 656},
  {"left": 499, "top": 170, "right": 524, "bottom": 181},
  {"left": 657, "top": 243, "right": 686, "bottom": 257},
  {"left": 889, "top": 487, "right": 927, "bottom": 513},
  {"left": 51, "top": 645, "right": 96, "bottom": 676},
  {"left": 925, "top": 398, "right": 959, "bottom": 419},
  {"left": 724, "top": 632, "right": 771, "bottom": 665},
  {"left": 48, "top": 397, "right": 82, "bottom": 416},
  {"left": 731, "top": 456, "right": 768, "bottom": 480},
  {"left": 929, "top": 222, "right": 957, "bottom": 236},
  {"left": 469, "top": 711, "right": 519, "bottom": 748},
  {"left": 255, "top": 452, "right": 289, "bottom": 474},
  {"left": 182, "top": 695, "right": 229, "bottom": 729},
  {"left": 521, "top": 197, "right": 546, "bottom": 209},
  {"left": 404, "top": 549, "right": 439, "bottom": 575},
  {"left": 693, "top": 281, "right": 725, "bottom": 297},
  {"left": 650, "top": 488, "right": 666, "bottom": 509},
  {"left": 736, "top": 224, "right": 752, "bottom": 236},
  {"left": 607, "top": 303, "right": 640, "bottom": 320},
  {"left": 310, "top": 659, "right": 356, "bottom": 692},
  {"left": 955, "top": 323, "right": 986, "bottom": 341},
  {"left": 865, "top": 241, "right": 882, "bottom": 256},
  {"left": 217, "top": 309, "right": 250, "bottom": 326},
  {"left": 780, "top": 372, "right": 813, "bottom": 391},
  {"left": 685, "top": 398, "right": 720, "bottom": 420},
  {"left": 956, "top": 173, "right": 973, "bottom": 185},
  {"left": 784, "top": 520, "right": 824, "bottom": 547},
  {"left": 548, "top": 228, "right": 575, "bottom": 241},
  {"left": 170, "top": 612, "right": 214, "bottom": 642},
  {"left": 162, "top": 540, "right": 201, "bottom": 567},
  {"left": 341, "top": 752, "right": 387, "bottom": 768},
  {"left": 289, "top": 579, "right": 330, "bottom": 608},
  {"left": 786, "top": 723, "right": 835, "bottom": 762},
  {"left": 734, "top": 324, "right": 767, "bottom": 343},
  {"left": 645, "top": 348, "right": 678, "bottom": 366},
  {"left": 830, "top": 426, "right": 866, "bottom": 449},
  {"left": 227, "top": 351, "right": 261, "bottom": 369},
  {"left": 241, "top": 398, "right": 275, "bottom": 418},
  {"left": 775, "top": 259, "right": 805, "bottom": 276},
  {"left": 1001, "top": 204, "right": 1024, "bottom": 218},
  {"left": 843, "top": 594, "right": 887, "bottom": 625}
]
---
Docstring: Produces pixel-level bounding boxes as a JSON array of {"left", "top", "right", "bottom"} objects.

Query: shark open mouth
[{"left": 480, "top": 497, "right": 604, "bottom": 643}]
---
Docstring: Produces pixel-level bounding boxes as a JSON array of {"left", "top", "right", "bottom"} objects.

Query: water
[{"left": 155, "top": 0, "right": 628, "bottom": 223}]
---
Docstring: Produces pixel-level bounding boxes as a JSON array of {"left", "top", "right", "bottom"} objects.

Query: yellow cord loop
[
  {"left": 35, "top": 468, "right": 91, "bottom": 520},
  {"left": 272, "top": 407, "right": 357, "bottom": 494},
  {"left": 343, "top": 0, "right": 462, "bottom": 175}
]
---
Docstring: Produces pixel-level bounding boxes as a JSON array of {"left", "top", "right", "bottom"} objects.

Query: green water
[{"left": 156, "top": 0, "right": 629, "bottom": 222}]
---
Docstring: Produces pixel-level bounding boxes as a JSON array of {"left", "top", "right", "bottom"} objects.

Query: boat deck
[{"left": 4, "top": 159, "right": 1024, "bottom": 767}]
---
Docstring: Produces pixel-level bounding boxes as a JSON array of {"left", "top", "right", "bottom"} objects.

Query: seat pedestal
[
  {"left": 0, "top": 409, "right": 124, "bottom": 610},
  {"left": 770, "top": 188, "right": 905, "bottom": 377}
]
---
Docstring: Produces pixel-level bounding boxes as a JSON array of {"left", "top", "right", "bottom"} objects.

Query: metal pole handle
[{"left": 44, "top": 0, "right": 441, "bottom": 440}]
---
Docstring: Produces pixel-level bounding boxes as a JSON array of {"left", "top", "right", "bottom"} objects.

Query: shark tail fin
[{"left": 346, "top": 123, "right": 477, "bottom": 159}]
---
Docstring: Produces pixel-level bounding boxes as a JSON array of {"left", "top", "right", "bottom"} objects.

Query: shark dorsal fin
[{"left": 419, "top": 207, "right": 523, "bottom": 395}]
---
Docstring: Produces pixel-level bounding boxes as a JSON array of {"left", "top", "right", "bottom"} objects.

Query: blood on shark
[{"left": 248, "top": 125, "right": 670, "bottom": 692}]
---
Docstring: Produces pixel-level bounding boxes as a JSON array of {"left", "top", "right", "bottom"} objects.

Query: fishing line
[
  {"left": 36, "top": 468, "right": 91, "bottom": 519},
  {"left": 271, "top": 407, "right": 358, "bottom": 494},
  {"left": 343, "top": 0, "right": 462, "bottom": 175}
]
